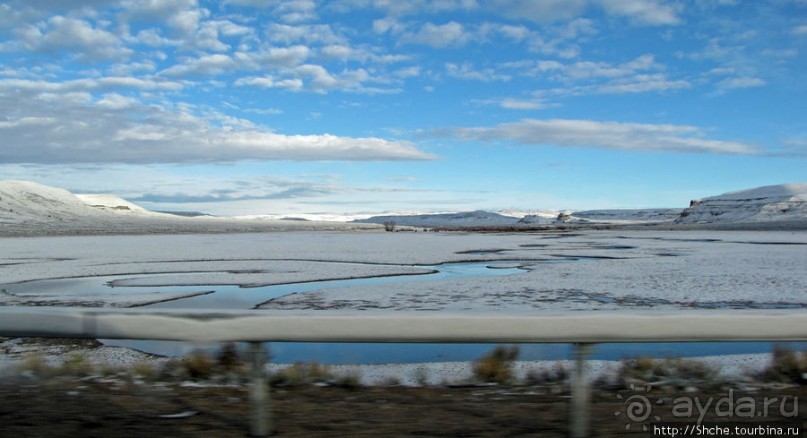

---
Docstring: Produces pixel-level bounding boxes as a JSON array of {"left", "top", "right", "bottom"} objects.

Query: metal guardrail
[{"left": 2, "top": 307, "right": 806, "bottom": 437}]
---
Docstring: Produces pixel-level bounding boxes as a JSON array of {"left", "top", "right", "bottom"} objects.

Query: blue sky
[{"left": 0, "top": 0, "right": 805, "bottom": 216}]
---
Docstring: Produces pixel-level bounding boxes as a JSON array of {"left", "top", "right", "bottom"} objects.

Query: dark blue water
[{"left": 103, "top": 339, "right": 807, "bottom": 364}]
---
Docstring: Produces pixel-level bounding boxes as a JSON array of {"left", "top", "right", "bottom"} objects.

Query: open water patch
[{"left": 0, "top": 260, "right": 533, "bottom": 310}]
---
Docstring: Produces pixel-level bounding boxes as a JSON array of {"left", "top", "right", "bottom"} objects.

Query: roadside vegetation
[{"left": 7, "top": 343, "right": 805, "bottom": 390}]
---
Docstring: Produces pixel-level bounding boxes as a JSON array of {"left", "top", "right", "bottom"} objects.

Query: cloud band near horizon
[{"left": 444, "top": 118, "right": 758, "bottom": 155}]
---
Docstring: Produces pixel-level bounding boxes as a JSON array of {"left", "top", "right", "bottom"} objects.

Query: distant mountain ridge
[
  {"left": 357, "top": 208, "right": 683, "bottom": 227},
  {"left": 354, "top": 210, "right": 519, "bottom": 227},
  {"left": 2, "top": 180, "right": 805, "bottom": 232},
  {"left": 358, "top": 184, "right": 807, "bottom": 228}
]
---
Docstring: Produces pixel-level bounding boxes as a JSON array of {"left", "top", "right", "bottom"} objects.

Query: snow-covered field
[
  {"left": 0, "top": 230, "right": 804, "bottom": 311},
  {"left": 0, "top": 229, "right": 804, "bottom": 382},
  {"left": 1, "top": 179, "right": 806, "bottom": 377}
]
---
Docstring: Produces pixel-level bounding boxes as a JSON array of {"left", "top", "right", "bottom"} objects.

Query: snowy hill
[
  {"left": 676, "top": 184, "right": 807, "bottom": 224},
  {"left": 360, "top": 208, "right": 684, "bottom": 228},
  {"left": 0, "top": 180, "right": 106, "bottom": 222},
  {"left": 0, "top": 180, "right": 382, "bottom": 235}
]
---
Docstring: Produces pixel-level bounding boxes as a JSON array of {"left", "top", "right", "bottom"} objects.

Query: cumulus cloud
[
  {"left": 400, "top": 22, "right": 471, "bottom": 47},
  {"left": 488, "top": 0, "right": 588, "bottom": 24},
  {"left": 0, "top": 77, "right": 185, "bottom": 92},
  {"left": 235, "top": 64, "right": 398, "bottom": 94},
  {"left": 0, "top": 86, "right": 435, "bottom": 164},
  {"left": 444, "top": 119, "right": 758, "bottom": 155},
  {"left": 445, "top": 63, "right": 511, "bottom": 82},
  {"left": 15, "top": 16, "right": 132, "bottom": 61},
  {"left": 596, "top": 0, "right": 682, "bottom": 26},
  {"left": 159, "top": 53, "right": 238, "bottom": 76}
]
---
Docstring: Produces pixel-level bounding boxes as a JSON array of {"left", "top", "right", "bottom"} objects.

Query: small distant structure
[
  {"left": 556, "top": 211, "right": 573, "bottom": 223},
  {"left": 383, "top": 221, "right": 396, "bottom": 232}
]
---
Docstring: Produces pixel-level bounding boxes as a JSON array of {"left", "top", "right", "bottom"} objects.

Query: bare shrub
[
  {"left": 473, "top": 346, "right": 519, "bottom": 384},
  {"left": 183, "top": 350, "right": 214, "bottom": 380},
  {"left": 216, "top": 343, "right": 242, "bottom": 373},
  {"left": 271, "top": 361, "right": 335, "bottom": 387},
  {"left": 758, "top": 345, "right": 807, "bottom": 384},
  {"left": 525, "top": 365, "right": 568, "bottom": 386},
  {"left": 16, "top": 353, "right": 53, "bottom": 378},
  {"left": 58, "top": 353, "right": 93, "bottom": 377},
  {"left": 130, "top": 361, "right": 157, "bottom": 381},
  {"left": 334, "top": 372, "right": 361, "bottom": 389},
  {"left": 617, "top": 357, "right": 718, "bottom": 388}
]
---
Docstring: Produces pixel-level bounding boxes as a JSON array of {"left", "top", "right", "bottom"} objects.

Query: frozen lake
[{"left": 1, "top": 230, "right": 805, "bottom": 363}]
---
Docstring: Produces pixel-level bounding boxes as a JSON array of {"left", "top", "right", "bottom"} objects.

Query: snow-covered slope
[
  {"left": 0, "top": 180, "right": 105, "bottom": 222},
  {"left": 75, "top": 193, "right": 159, "bottom": 215},
  {"left": 0, "top": 180, "right": 382, "bottom": 235},
  {"left": 676, "top": 184, "right": 807, "bottom": 224}
]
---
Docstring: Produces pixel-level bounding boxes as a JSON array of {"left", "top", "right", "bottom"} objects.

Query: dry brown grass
[{"left": 472, "top": 345, "right": 519, "bottom": 384}]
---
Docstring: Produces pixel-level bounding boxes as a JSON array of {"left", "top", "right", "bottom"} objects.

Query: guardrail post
[
  {"left": 249, "top": 342, "right": 270, "bottom": 437},
  {"left": 570, "top": 342, "right": 593, "bottom": 438}
]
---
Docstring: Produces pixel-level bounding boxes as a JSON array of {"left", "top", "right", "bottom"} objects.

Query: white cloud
[
  {"left": 225, "top": 0, "right": 279, "bottom": 7},
  {"left": 265, "top": 23, "right": 344, "bottom": 45},
  {"left": 275, "top": 0, "right": 318, "bottom": 22},
  {"left": 596, "top": 0, "right": 682, "bottom": 26},
  {"left": 445, "top": 63, "right": 511, "bottom": 82},
  {"left": 446, "top": 119, "right": 758, "bottom": 155},
  {"left": 123, "top": 0, "right": 206, "bottom": 35},
  {"left": 236, "top": 64, "right": 399, "bottom": 94},
  {"left": 0, "top": 86, "right": 435, "bottom": 164},
  {"left": 16, "top": 16, "right": 132, "bottom": 61},
  {"left": 234, "top": 45, "right": 310, "bottom": 68},
  {"left": 159, "top": 54, "right": 238, "bottom": 76},
  {"left": 0, "top": 77, "right": 184, "bottom": 92},
  {"left": 505, "top": 54, "right": 689, "bottom": 96},
  {"left": 498, "top": 98, "right": 547, "bottom": 110},
  {"left": 235, "top": 75, "right": 304, "bottom": 90},
  {"left": 792, "top": 25, "right": 807, "bottom": 35},
  {"left": 716, "top": 76, "right": 766, "bottom": 90},
  {"left": 96, "top": 93, "right": 140, "bottom": 109},
  {"left": 333, "top": 0, "right": 478, "bottom": 18},
  {"left": 596, "top": 74, "right": 691, "bottom": 94},
  {"left": 400, "top": 22, "right": 470, "bottom": 48},
  {"left": 487, "top": 0, "right": 588, "bottom": 24}
]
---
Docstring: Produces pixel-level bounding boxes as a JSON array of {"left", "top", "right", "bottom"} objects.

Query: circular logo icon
[{"left": 615, "top": 384, "right": 663, "bottom": 431}]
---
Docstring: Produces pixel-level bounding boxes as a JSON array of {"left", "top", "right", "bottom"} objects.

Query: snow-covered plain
[
  {"left": 1, "top": 180, "right": 806, "bottom": 377},
  {"left": 0, "top": 230, "right": 804, "bottom": 311}
]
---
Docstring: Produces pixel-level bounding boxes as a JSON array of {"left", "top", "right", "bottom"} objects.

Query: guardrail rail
[{"left": 2, "top": 307, "right": 806, "bottom": 437}]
